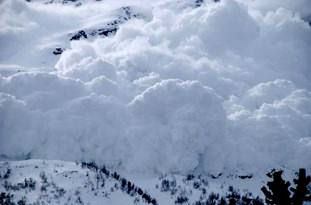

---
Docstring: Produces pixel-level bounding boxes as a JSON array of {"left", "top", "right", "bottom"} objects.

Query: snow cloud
[{"left": 0, "top": 0, "right": 311, "bottom": 174}]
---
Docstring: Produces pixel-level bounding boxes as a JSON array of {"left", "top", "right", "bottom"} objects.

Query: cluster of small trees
[
  {"left": 156, "top": 169, "right": 311, "bottom": 205},
  {"left": 1, "top": 162, "right": 310, "bottom": 205},
  {"left": 81, "top": 162, "right": 158, "bottom": 205}
]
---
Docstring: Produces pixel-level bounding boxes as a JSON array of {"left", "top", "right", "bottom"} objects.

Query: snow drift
[{"left": 0, "top": 0, "right": 311, "bottom": 174}]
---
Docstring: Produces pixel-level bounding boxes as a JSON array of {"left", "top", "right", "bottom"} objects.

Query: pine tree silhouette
[
  {"left": 262, "top": 169, "right": 311, "bottom": 205},
  {"left": 290, "top": 168, "right": 311, "bottom": 205},
  {"left": 261, "top": 169, "right": 291, "bottom": 205}
]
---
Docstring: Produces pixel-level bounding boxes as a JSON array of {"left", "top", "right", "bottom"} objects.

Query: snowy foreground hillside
[
  {"left": 0, "top": 160, "right": 281, "bottom": 204},
  {"left": 1, "top": 0, "right": 311, "bottom": 204}
]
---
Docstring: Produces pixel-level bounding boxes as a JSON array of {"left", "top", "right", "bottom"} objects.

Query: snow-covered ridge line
[
  {"left": 2, "top": 160, "right": 310, "bottom": 204},
  {"left": 53, "top": 6, "right": 145, "bottom": 55},
  {"left": 0, "top": 160, "right": 266, "bottom": 204}
]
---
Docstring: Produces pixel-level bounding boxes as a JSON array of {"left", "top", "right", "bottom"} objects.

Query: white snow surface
[
  {"left": 0, "top": 159, "right": 268, "bottom": 204},
  {"left": 0, "top": 0, "right": 311, "bottom": 175}
]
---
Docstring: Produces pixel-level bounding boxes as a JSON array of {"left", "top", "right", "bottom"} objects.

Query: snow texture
[{"left": 0, "top": 160, "right": 266, "bottom": 205}]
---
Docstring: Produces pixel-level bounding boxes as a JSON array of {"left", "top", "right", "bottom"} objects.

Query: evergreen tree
[
  {"left": 261, "top": 170, "right": 291, "bottom": 205},
  {"left": 290, "top": 168, "right": 311, "bottom": 205},
  {"left": 262, "top": 169, "right": 311, "bottom": 205}
]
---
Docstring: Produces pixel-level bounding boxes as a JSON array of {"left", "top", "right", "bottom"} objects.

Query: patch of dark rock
[
  {"left": 210, "top": 173, "right": 223, "bottom": 179},
  {"left": 70, "top": 30, "right": 88, "bottom": 41},
  {"left": 238, "top": 174, "right": 253, "bottom": 179},
  {"left": 69, "top": 6, "right": 142, "bottom": 41},
  {"left": 194, "top": 0, "right": 204, "bottom": 7},
  {"left": 53, "top": 48, "right": 64, "bottom": 55}
]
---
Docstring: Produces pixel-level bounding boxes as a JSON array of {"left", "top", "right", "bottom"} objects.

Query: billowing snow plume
[{"left": 0, "top": 0, "right": 311, "bottom": 174}]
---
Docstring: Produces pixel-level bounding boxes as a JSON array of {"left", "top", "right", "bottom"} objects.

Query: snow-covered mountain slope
[
  {"left": 0, "top": 0, "right": 311, "bottom": 190},
  {"left": 0, "top": 160, "right": 268, "bottom": 204}
]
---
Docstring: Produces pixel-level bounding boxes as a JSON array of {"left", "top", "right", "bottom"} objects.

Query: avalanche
[{"left": 0, "top": 0, "right": 311, "bottom": 176}]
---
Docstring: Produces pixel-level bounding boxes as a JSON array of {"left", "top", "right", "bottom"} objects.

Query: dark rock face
[
  {"left": 52, "top": 48, "right": 64, "bottom": 55},
  {"left": 69, "top": 6, "right": 142, "bottom": 42},
  {"left": 70, "top": 30, "right": 88, "bottom": 41},
  {"left": 193, "top": 0, "right": 220, "bottom": 8},
  {"left": 194, "top": 0, "right": 204, "bottom": 7},
  {"left": 89, "top": 27, "right": 118, "bottom": 38},
  {"left": 238, "top": 174, "right": 253, "bottom": 179}
]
